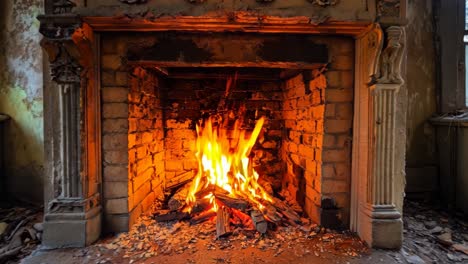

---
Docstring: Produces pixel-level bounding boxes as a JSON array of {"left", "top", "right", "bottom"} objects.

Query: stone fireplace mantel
[{"left": 38, "top": 4, "right": 407, "bottom": 249}]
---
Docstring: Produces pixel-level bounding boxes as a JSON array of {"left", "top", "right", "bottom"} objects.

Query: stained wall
[{"left": 0, "top": 0, "right": 44, "bottom": 203}]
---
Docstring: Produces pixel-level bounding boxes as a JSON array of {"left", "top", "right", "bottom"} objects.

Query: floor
[{"left": 12, "top": 200, "right": 468, "bottom": 264}]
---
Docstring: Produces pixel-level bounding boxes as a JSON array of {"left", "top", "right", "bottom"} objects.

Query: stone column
[
  {"left": 366, "top": 26, "right": 405, "bottom": 249},
  {"left": 39, "top": 14, "right": 102, "bottom": 248}
]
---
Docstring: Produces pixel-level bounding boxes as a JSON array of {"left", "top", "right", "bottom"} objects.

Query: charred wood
[
  {"left": 216, "top": 207, "right": 232, "bottom": 238},
  {"left": 215, "top": 194, "right": 249, "bottom": 211},
  {"left": 168, "top": 184, "right": 190, "bottom": 211},
  {"left": 250, "top": 210, "right": 268, "bottom": 234},
  {"left": 190, "top": 210, "right": 216, "bottom": 225},
  {"left": 154, "top": 211, "right": 189, "bottom": 222}
]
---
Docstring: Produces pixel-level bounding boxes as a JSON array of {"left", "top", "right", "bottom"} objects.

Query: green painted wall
[{"left": 0, "top": 0, "right": 44, "bottom": 203}]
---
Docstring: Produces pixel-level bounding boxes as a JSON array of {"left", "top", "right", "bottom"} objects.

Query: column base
[
  {"left": 42, "top": 204, "right": 101, "bottom": 249},
  {"left": 360, "top": 204, "right": 403, "bottom": 249}
]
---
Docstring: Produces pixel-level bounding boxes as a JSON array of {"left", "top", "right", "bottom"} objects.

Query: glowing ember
[{"left": 186, "top": 115, "right": 273, "bottom": 212}]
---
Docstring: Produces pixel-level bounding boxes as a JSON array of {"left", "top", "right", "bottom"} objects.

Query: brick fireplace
[{"left": 38, "top": 0, "right": 407, "bottom": 250}]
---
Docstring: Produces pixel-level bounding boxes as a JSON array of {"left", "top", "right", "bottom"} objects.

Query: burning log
[
  {"left": 154, "top": 210, "right": 189, "bottom": 222},
  {"left": 216, "top": 207, "right": 231, "bottom": 238},
  {"left": 191, "top": 199, "right": 212, "bottom": 214},
  {"left": 168, "top": 184, "right": 190, "bottom": 211},
  {"left": 195, "top": 185, "right": 229, "bottom": 199},
  {"left": 250, "top": 210, "right": 268, "bottom": 234},
  {"left": 231, "top": 208, "right": 254, "bottom": 229},
  {"left": 190, "top": 210, "right": 216, "bottom": 225},
  {"left": 215, "top": 194, "right": 249, "bottom": 211}
]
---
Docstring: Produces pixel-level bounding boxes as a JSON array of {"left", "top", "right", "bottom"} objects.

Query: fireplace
[{"left": 38, "top": 3, "right": 406, "bottom": 250}]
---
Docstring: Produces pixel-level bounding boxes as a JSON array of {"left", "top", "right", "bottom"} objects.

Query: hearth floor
[{"left": 18, "top": 200, "right": 468, "bottom": 264}]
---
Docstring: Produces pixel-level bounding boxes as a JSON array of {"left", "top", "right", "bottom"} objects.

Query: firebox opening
[{"left": 101, "top": 33, "right": 354, "bottom": 234}]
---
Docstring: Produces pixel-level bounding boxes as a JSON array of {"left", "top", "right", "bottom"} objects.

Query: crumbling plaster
[{"left": 0, "top": 0, "right": 44, "bottom": 203}]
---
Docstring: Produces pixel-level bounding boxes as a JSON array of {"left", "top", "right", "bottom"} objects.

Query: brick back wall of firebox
[{"left": 162, "top": 79, "right": 285, "bottom": 190}]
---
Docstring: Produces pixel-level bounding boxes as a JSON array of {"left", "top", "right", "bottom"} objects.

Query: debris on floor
[
  {"left": 88, "top": 214, "right": 368, "bottom": 264},
  {"left": 0, "top": 206, "right": 43, "bottom": 263},
  {"left": 402, "top": 200, "right": 468, "bottom": 263}
]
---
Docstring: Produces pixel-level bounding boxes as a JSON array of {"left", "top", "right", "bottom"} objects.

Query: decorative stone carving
[
  {"left": 39, "top": 16, "right": 102, "bottom": 248},
  {"left": 186, "top": 0, "right": 206, "bottom": 3},
  {"left": 376, "top": 26, "right": 405, "bottom": 84},
  {"left": 307, "top": 0, "right": 338, "bottom": 6},
  {"left": 377, "top": 0, "right": 400, "bottom": 18},
  {"left": 52, "top": 0, "right": 76, "bottom": 14},
  {"left": 367, "top": 25, "right": 405, "bottom": 248},
  {"left": 119, "top": 0, "right": 148, "bottom": 4}
]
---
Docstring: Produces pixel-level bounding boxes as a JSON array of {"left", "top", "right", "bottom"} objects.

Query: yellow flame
[{"left": 186, "top": 116, "right": 272, "bottom": 211}]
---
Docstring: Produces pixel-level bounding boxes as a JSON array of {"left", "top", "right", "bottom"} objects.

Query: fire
[{"left": 186, "top": 115, "right": 273, "bottom": 212}]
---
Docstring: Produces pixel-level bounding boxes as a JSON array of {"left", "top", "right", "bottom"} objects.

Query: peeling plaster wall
[
  {"left": 405, "top": 0, "right": 438, "bottom": 194},
  {"left": 0, "top": 0, "right": 44, "bottom": 203}
]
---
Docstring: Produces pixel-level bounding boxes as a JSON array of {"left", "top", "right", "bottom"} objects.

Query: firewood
[
  {"left": 272, "top": 197, "right": 302, "bottom": 224},
  {"left": 168, "top": 184, "right": 190, "bottom": 211},
  {"left": 195, "top": 185, "right": 229, "bottom": 199},
  {"left": 262, "top": 205, "right": 282, "bottom": 224},
  {"left": 190, "top": 210, "right": 216, "bottom": 225},
  {"left": 154, "top": 211, "right": 189, "bottom": 222},
  {"left": 215, "top": 194, "right": 249, "bottom": 211},
  {"left": 231, "top": 208, "right": 254, "bottom": 229},
  {"left": 191, "top": 199, "right": 212, "bottom": 214},
  {"left": 250, "top": 210, "right": 268, "bottom": 234},
  {"left": 216, "top": 207, "right": 231, "bottom": 238}
]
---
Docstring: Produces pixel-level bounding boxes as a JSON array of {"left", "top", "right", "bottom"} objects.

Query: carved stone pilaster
[
  {"left": 367, "top": 26, "right": 405, "bottom": 249},
  {"left": 352, "top": 24, "right": 404, "bottom": 249},
  {"left": 39, "top": 16, "right": 101, "bottom": 248}
]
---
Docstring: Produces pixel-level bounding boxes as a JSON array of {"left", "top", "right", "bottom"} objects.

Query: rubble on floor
[
  {"left": 87, "top": 214, "right": 368, "bottom": 264},
  {"left": 0, "top": 206, "right": 43, "bottom": 263},
  {"left": 402, "top": 200, "right": 468, "bottom": 263}
]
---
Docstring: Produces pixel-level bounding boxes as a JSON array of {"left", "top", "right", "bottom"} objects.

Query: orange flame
[{"left": 186, "top": 116, "right": 272, "bottom": 211}]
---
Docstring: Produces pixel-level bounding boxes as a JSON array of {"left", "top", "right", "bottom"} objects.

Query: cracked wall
[{"left": 0, "top": 0, "right": 44, "bottom": 203}]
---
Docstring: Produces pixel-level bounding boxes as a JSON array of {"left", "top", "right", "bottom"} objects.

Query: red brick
[
  {"left": 325, "top": 119, "right": 352, "bottom": 133},
  {"left": 325, "top": 71, "right": 341, "bottom": 88},
  {"left": 102, "top": 103, "right": 128, "bottom": 119},
  {"left": 102, "top": 87, "right": 128, "bottom": 103},
  {"left": 102, "top": 55, "right": 122, "bottom": 70},
  {"left": 322, "top": 164, "right": 336, "bottom": 179},
  {"left": 331, "top": 55, "right": 354, "bottom": 71},
  {"left": 326, "top": 89, "right": 353, "bottom": 103},
  {"left": 103, "top": 181, "right": 128, "bottom": 199},
  {"left": 335, "top": 163, "right": 351, "bottom": 180},
  {"left": 103, "top": 118, "right": 128, "bottom": 133},
  {"left": 105, "top": 198, "right": 128, "bottom": 214},
  {"left": 336, "top": 103, "right": 353, "bottom": 120},
  {"left": 322, "top": 149, "right": 349, "bottom": 162},
  {"left": 322, "top": 180, "right": 349, "bottom": 194},
  {"left": 103, "top": 165, "right": 128, "bottom": 182},
  {"left": 341, "top": 71, "right": 354, "bottom": 88},
  {"left": 325, "top": 104, "right": 336, "bottom": 118},
  {"left": 323, "top": 135, "right": 336, "bottom": 147},
  {"left": 104, "top": 150, "right": 128, "bottom": 165},
  {"left": 103, "top": 134, "right": 127, "bottom": 150}
]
